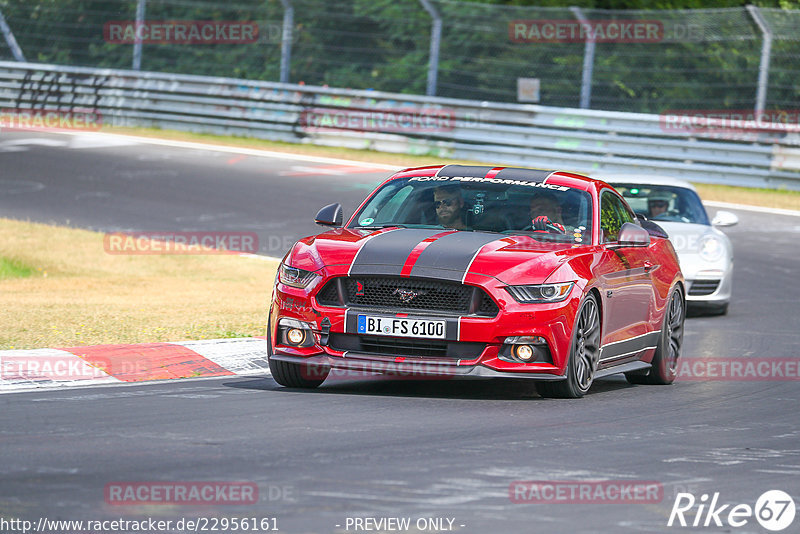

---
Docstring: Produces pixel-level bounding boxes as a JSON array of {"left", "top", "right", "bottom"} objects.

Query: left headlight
[
  {"left": 278, "top": 263, "right": 319, "bottom": 288},
  {"left": 505, "top": 282, "right": 575, "bottom": 303}
]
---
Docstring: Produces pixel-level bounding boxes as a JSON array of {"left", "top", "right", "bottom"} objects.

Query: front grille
[
  {"left": 689, "top": 279, "right": 720, "bottom": 296},
  {"left": 316, "top": 276, "right": 499, "bottom": 317},
  {"left": 329, "top": 333, "right": 486, "bottom": 359}
]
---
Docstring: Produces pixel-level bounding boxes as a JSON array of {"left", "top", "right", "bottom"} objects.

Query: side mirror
[
  {"left": 612, "top": 222, "right": 651, "bottom": 248},
  {"left": 711, "top": 210, "right": 738, "bottom": 227},
  {"left": 315, "top": 203, "right": 343, "bottom": 227}
]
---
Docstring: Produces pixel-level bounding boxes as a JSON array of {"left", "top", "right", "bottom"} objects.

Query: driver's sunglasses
[
  {"left": 649, "top": 200, "right": 668, "bottom": 207},
  {"left": 434, "top": 198, "right": 456, "bottom": 208}
]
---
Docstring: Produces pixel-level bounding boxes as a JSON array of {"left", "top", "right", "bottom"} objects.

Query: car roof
[
  {"left": 391, "top": 164, "right": 602, "bottom": 192},
  {"left": 595, "top": 173, "right": 698, "bottom": 192}
]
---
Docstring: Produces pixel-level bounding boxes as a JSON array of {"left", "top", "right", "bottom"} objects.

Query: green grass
[{"left": 0, "top": 257, "right": 35, "bottom": 279}]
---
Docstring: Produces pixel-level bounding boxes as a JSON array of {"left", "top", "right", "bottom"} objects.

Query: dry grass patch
[
  {"left": 693, "top": 183, "right": 800, "bottom": 211},
  {"left": 0, "top": 218, "right": 278, "bottom": 350}
]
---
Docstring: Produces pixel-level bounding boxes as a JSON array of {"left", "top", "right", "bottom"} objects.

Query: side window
[
  {"left": 353, "top": 183, "right": 411, "bottom": 225},
  {"left": 619, "top": 199, "right": 636, "bottom": 225},
  {"left": 375, "top": 185, "right": 413, "bottom": 223},
  {"left": 600, "top": 191, "right": 633, "bottom": 242}
]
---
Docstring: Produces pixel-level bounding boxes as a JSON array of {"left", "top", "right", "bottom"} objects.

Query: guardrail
[{"left": 1, "top": 61, "right": 799, "bottom": 190}]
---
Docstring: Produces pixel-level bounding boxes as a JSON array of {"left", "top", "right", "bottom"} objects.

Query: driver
[
  {"left": 433, "top": 185, "right": 466, "bottom": 230},
  {"left": 647, "top": 191, "right": 672, "bottom": 218},
  {"left": 529, "top": 193, "right": 565, "bottom": 233}
]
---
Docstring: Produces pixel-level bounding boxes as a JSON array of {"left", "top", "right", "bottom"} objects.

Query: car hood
[
  {"left": 654, "top": 221, "right": 728, "bottom": 255},
  {"left": 288, "top": 228, "right": 583, "bottom": 285}
]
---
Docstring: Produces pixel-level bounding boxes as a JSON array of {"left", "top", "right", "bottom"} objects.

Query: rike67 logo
[{"left": 668, "top": 490, "right": 795, "bottom": 531}]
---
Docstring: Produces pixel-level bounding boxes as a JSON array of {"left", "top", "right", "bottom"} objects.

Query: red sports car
[{"left": 268, "top": 165, "right": 685, "bottom": 398}]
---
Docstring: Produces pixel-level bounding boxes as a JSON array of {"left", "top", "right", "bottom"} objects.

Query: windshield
[
  {"left": 349, "top": 176, "right": 593, "bottom": 243},
  {"left": 612, "top": 184, "right": 710, "bottom": 225}
]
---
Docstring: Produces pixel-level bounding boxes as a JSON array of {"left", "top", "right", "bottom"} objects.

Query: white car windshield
[{"left": 612, "top": 184, "right": 710, "bottom": 225}]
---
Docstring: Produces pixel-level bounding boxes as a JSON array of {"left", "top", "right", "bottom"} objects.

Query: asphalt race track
[{"left": 1, "top": 131, "right": 799, "bottom": 533}]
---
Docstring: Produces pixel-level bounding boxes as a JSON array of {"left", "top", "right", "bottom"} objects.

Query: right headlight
[
  {"left": 505, "top": 282, "right": 575, "bottom": 303},
  {"left": 278, "top": 263, "right": 319, "bottom": 289}
]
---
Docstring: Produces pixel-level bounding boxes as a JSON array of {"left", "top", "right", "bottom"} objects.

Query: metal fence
[
  {"left": 2, "top": 61, "right": 798, "bottom": 190},
  {"left": 0, "top": 0, "right": 798, "bottom": 114}
]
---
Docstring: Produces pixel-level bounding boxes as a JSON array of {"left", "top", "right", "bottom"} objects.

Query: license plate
[{"left": 357, "top": 315, "right": 446, "bottom": 339}]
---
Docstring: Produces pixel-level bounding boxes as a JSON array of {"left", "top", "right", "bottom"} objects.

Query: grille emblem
[
  {"left": 392, "top": 288, "right": 425, "bottom": 303},
  {"left": 355, "top": 281, "right": 364, "bottom": 296}
]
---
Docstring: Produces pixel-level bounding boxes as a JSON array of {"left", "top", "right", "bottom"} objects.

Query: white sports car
[{"left": 604, "top": 175, "right": 737, "bottom": 315}]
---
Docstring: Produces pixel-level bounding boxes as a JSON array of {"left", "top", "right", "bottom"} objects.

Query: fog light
[
  {"left": 498, "top": 336, "right": 552, "bottom": 364},
  {"left": 514, "top": 345, "right": 535, "bottom": 362},
  {"left": 286, "top": 328, "right": 306, "bottom": 345}
]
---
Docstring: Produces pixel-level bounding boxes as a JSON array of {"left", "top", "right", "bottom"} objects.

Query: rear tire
[
  {"left": 536, "top": 294, "right": 601, "bottom": 399},
  {"left": 625, "top": 286, "right": 685, "bottom": 385},
  {"left": 267, "top": 314, "right": 329, "bottom": 388}
]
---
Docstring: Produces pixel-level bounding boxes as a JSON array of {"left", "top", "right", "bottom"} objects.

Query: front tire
[
  {"left": 626, "top": 286, "right": 685, "bottom": 385},
  {"left": 267, "top": 314, "right": 329, "bottom": 388},
  {"left": 269, "top": 358, "right": 329, "bottom": 388},
  {"left": 536, "top": 294, "right": 601, "bottom": 399}
]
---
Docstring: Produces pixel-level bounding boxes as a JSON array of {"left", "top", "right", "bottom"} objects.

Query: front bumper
[
  {"left": 269, "top": 275, "right": 582, "bottom": 379},
  {"left": 677, "top": 247, "right": 733, "bottom": 306},
  {"left": 269, "top": 353, "right": 567, "bottom": 380},
  {"left": 684, "top": 266, "right": 733, "bottom": 306}
]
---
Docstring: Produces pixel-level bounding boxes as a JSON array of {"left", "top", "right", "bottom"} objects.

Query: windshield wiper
[
  {"left": 353, "top": 224, "right": 451, "bottom": 230},
  {"left": 354, "top": 224, "right": 408, "bottom": 229}
]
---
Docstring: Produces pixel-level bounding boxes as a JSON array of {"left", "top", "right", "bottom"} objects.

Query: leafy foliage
[{"left": 0, "top": 0, "right": 797, "bottom": 111}]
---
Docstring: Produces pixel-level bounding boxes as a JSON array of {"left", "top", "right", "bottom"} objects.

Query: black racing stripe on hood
[
  {"left": 349, "top": 228, "right": 444, "bottom": 276},
  {"left": 437, "top": 165, "right": 495, "bottom": 178},
  {"left": 410, "top": 231, "right": 501, "bottom": 282},
  {"left": 491, "top": 167, "right": 555, "bottom": 182}
]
